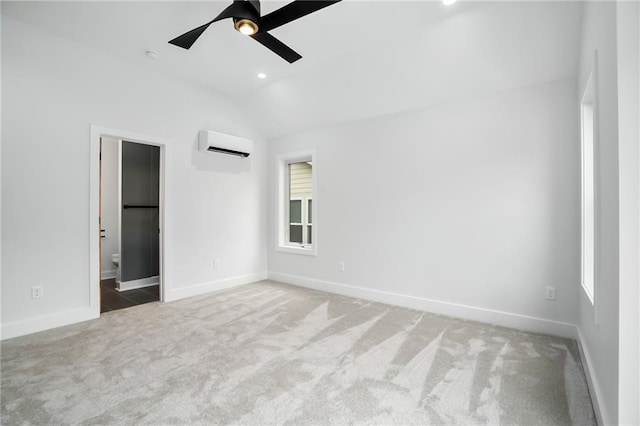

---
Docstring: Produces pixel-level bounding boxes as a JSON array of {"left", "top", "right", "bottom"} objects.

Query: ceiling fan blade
[
  {"left": 259, "top": 1, "right": 341, "bottom": 32},
  {"left": 169, "top": 1, "right": 258, "bottom": 50},
  {"left": 169, "top": 21, "right": 216, "bottom": 49},
  {"left": 251, "top": 32, "right": 302, "bottom": 63}
]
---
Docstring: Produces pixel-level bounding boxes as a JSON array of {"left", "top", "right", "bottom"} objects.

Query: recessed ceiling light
[
  {"left": 257, "top": 73, "right": 267, "bottom": 79},
  {"left": 443, "top": 0, "right": 457, "bottom": 5},
  {"left": 145, "top": 50, "right": 159, "bottom": 60}
]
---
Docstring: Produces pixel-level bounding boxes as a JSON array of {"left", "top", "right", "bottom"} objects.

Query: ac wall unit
[{"left": 199, "top": 130, "right": 253, "bottom": 158}]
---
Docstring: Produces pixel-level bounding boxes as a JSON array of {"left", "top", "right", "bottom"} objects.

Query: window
[
  {"left": 581, "top": 72, "right": 596, "bottom": 304},
  {"left": 277, "top": 151, "right": 316, "bottom": 255},
  {"left": 287, "top": 162, "right": 312, "bottom": 246}
]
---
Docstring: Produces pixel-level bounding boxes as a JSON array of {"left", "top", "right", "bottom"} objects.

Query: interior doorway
[
  {"left": 100, "top": 138, "right": 161, "bottom": 312},
  {"left": 90, "top": 125, "right": 166, "bottom": 316}
]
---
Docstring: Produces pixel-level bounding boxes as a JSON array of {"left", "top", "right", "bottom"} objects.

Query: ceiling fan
[{"left": 169, "top": 0, "right": 341, "bottom": 64}]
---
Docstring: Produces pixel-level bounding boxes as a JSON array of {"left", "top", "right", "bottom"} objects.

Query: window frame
[
  {"left": 276, "top": 150, "right": 317, "bottom": 256},
  {"left": 580, "top": 57, "right": 599, "bottom": 310}
]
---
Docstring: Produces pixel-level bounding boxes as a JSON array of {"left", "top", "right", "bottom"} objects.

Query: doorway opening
[
  {"left": 100, "top": 138, "right": 161, "bottom": 312},
  {"left": 90, "top": 126, "right": 166, "bottom": 316}
]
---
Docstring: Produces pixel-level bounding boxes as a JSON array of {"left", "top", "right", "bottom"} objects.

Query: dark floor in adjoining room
[{"left": 100, "top": 278, "right": 159, "bottom": 313}]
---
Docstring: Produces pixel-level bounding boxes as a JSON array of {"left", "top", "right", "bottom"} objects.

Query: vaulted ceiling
[{"left": 2, "top": 1, "right": 584, "bottom": 138}]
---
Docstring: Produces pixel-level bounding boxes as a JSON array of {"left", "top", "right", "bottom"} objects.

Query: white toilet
[{"left": 111, "top": 253, "right": 121, "bottom": 284}]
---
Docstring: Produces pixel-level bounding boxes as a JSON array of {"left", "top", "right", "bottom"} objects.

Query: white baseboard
[
  {"left": 165, "top": 271, "right": 269, "bottom": 302},
  {"left": 117, "top": 276, "right": 159, "bottom": 292},
  {"left": 101, "top": 269, "right": 116, "bottom": 280},
  {"left": 1, "top": 272, "right": 268, "bottom": 340},
  {"left": 268, "top": 272, "right": 578, "bottom": 339},
  {"left": 575, "top": 328, "right": 608, "bottom": 426},
  {"left": 1, "top": 308, "right": 99, "bottom": 341}
]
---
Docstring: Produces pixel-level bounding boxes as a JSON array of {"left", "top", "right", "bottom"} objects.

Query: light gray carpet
[{"left": 1, "top": 280, "right": 595, "bottom": 425}]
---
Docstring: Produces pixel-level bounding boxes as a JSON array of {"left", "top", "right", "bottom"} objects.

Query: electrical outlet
[
  {"left": 214, "top": 259, "right": 220, "bottom": 270},
  {"left": 32, "top": 286, "right": 44, "bottom": 299},
  {"left": 545, "top": 286, "right": 556, "bottom": 301},
  {"left": 338, "top": 261, "right": 345, "bottom": 272}
]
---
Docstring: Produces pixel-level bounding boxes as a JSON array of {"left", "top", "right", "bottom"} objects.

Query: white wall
[
  {"left": 100, "top": 138, "right": 119, "bottom": 279},
  {"left": 0, "top": 2, "right": 4, "bottom": 338},
  {"left": 616, "top": 2, "right": 640, "bottom": 424},
  {"left": 577, "top": 2, "right": 620, "bottom": 425},
  {"left": 1, "top": 15, "right": 268, "bottom": 338},
  {"left": 269, "top": 78, "right": 579, "bottom": 336}
]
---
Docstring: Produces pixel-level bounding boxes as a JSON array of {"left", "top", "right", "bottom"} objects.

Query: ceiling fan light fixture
[
  {"left": 169, "top": 0, "right": 342, "bottom": 63},
  {"left": 235, "top": 19, "right": 259, "bottom": 36}
]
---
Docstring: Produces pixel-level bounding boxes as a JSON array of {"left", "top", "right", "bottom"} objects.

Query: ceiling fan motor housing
[{"left": 232, "top": 0, "right": 261, "bottom": 29}]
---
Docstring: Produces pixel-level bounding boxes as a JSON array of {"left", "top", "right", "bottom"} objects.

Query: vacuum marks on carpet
[{"left": 1, "top": 281, "right": 595, "bottom": 425}]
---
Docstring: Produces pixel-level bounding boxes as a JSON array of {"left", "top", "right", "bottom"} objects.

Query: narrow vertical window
[
  {"left": 581, "top": 73, "right": 596, "bottom": 304},
  {"left": 288, "top": 161, "right": 312, "bottom": 246},
  {"left": 278, "top": 151, "right": 316, "bottom": 255}
]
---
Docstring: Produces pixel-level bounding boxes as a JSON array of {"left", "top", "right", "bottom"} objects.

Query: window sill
[{"left": 276, "top": 244, "right": 317, "bottom": 256}]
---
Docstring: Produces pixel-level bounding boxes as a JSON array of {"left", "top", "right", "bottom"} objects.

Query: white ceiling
[{"left": 2, "top": 1, "right": 584, "bottom": 138}]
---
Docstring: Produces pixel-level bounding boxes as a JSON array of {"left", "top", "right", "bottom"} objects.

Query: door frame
[{"left": 90, "top": 125, "right": 168, "bottom": 316}]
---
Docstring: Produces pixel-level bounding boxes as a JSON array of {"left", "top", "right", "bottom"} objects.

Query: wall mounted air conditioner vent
[{"left": 199, "top": 130, "right": 253, "bottom": 158}]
